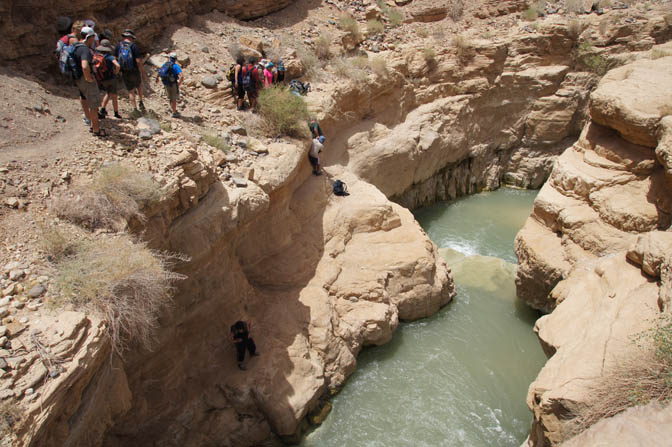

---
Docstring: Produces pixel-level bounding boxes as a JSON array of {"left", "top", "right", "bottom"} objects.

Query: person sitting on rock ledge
[{"left": 229, "top": 320, "right": 259, "bottom": 371}]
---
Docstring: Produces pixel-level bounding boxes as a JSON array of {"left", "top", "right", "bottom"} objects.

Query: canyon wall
[
  {"left": 515, "top": 50, "right": 672, "bottom": 446},
  {"left": 0, "top": 0, "right": 295, "bottom": 62}
]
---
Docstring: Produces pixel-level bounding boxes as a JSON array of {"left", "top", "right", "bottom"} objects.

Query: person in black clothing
[{"left": 229, "top": 320, "right": 259, "bottom": 370}]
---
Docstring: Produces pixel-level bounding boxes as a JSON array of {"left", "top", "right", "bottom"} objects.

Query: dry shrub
[
  {"left": 52, "top": 163, "right": 163, "bottom": 231},
  {"left": 339, "top": 14, "right": 361, "bottom": 39},
  {"left": 665, "top": 13, "right": 672, "bottom": 28},
  {"left": 315, "top": 33, "right": 332, "bottom": 60},
  {"left": 369, "top": 56, "right": 388, "bottom": 75},
  {"left": 227, "top": 42, "right": 242, "bottom": 61},
  {"left": 330, "top": 56, "right": 368, "bottom": 81},
  {"left": 367, "top": 19, "right": 384, "bottom": 35},
  {"left": 200, "top": 131, "right": 230, "bottom": 152},
  {"left": 453, "top": 34, "right": 472, "bottom": 61},
  {"left": 297, "top": 45, "right": 320, "bottom": 77},
  {"left": 578, "top": 41, "right": 610, "bottom": 75},
  {"left": 565, "top": 0, "right": 584, "bottom": 14},
  {"left": 416, "top": 27, "right": 429, "bottom": 38},
  {"left": 0, "top": 401, "right": 21, "bottom": 438},
  {"left": 523, "top": 7, "right": 539, "bottom": 21},
  {"left": 387, "top": 8, "right": 403, "bottom": 27},
  {"left": 423, "top": 47, "right": 437, "bottom": 62},
  {"left": 563, "top": 314, "right": 672, "bottom": 439},
  {"left": 53, "top": 234, "right": 186, "bottom": 353},
  {"left": 651, "top": 48, "right": 672, "bottom": 59},
  {"left": 258, "top": 86, "right": 310, "bottom": 137},
  {"left": 39, "top": 223, "right": 76, "bottom": 261},
  {"left": 568, "top": 19, "right": 584, "bottom": 40},
  {"left": 450, "top": 0, "right": 465, "bottom": 21}
]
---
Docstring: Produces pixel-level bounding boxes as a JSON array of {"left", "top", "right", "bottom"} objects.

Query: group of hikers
[
  {"left": 229, "top": 56, "right": 286, "bottom": 111},
  {"left": 55, "top": 17, "right": 185, "bottom": 137}
]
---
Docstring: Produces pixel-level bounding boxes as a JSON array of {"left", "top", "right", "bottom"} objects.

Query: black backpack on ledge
[{"left": 333, "top": 180, "right": 349, "bottom": 196}]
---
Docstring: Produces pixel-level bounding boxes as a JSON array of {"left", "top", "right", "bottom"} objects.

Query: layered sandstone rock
[
  {"left": 516, "top": 51, "right": 672, "bottom": 313},
  {"left": 517, "top": 54, "right": 672, "bottom": 447}
]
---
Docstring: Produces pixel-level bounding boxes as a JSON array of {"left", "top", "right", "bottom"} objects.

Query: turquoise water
[{"left": 301, "top": 189, "right": 546, "bottom": 447}]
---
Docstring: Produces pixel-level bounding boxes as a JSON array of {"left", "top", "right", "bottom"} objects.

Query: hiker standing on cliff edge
[{"left": 229, "top": 320, "right": 259, "bottom": 371}]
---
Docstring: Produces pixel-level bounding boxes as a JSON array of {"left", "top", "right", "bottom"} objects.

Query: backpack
[
  {"left": 118, "top": 41, "right": 135, "bottom": 71},
  {"left": 226, "top": 64, "right": 236, "bottom": 82},
  {"left": 289, "top": 80, "right": 311, "bottom": 96},
  {"left": 92, "top": 53, "right": 112, "bottom": 82},
  {"left": 333, "top": 180, "right": 349, "bottom": 196},
  {"left": 158, "top": 62, "right": 177, "bottom": 85},
  {"left": 242, "top": 64, "right": 256, "bottom": 92},
  {"left": 59, "top": 42, "right": 83, "bottom": 80}
]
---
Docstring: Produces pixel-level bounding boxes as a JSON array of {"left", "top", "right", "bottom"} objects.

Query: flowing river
[{"left": 301, "top": 188, "right": 547, "bottom": 447}]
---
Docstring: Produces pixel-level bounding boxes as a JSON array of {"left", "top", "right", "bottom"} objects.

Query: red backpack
[{"left": 92, "top": 53, "right": 111, "bottom": 82}]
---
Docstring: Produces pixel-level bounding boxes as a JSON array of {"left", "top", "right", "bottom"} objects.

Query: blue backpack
[
  {"left": 118, "top": 41, "right": 135, "bottom": 71},
  {"left": 59, "top": 43, "right": 83, "bottom": 80},
  {"left": 158, "top": 62, "right": 177, "bottom": 85}
]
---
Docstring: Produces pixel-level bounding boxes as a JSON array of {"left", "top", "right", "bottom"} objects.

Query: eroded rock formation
[{"left": 516, "top": 51, "right": 672, "bottom": 446}]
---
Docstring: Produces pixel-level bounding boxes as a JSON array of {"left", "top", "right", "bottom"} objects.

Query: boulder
[
  {"left": 365, "top": 5, "right": 383, "bottom": 21},
  {"left": 626, "top": 231, "right": 672, "bottom": 277},
  {"left": 239, "top": 36, "right": 265, "bottom": 53},
  {"left": 137, "top": 117, "right": 161, "bottom": 135},
  {"left": 201, "top": 76, "right": 219, "bottom": 89}
]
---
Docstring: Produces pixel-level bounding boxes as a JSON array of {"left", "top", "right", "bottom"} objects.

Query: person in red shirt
[{"left": 241, "top": 57, "right": 262, "bottom": 110}]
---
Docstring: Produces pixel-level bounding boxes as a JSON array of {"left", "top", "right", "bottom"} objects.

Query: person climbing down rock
[
  {"left": 309, "top": 135, "right": 325, "bottom": 176},
  {"left": 229, "top": 320, "right": 259, "bottom": 371},
  {"left": 308, "top": 117, "right": 323, "bottom": 139}
]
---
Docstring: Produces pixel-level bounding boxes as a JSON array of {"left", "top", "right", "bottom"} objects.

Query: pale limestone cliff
[{"left": 516, "top": 53, "right": 672, "bottom": 447}]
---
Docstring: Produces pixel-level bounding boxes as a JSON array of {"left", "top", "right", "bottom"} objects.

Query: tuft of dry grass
[
  {"left": 0, "top": 402, "right": 21, "bottom": 438},
  {"left": 453, "top": 34, "right": 472, "bottom": 61},
  {"left": 568, "top": 19, "right": 584, "bottom": 40},
  {"left": 339, "top": 14, "right": 361, "bottom": 39},
  {"left": 416, "top": 27, "right": 429, "bottom": 38},
  {"left": 565, "top": 0, "right": 584, "bottom": 14},
  {"left": 52, "top": 163, "right": 163, "bottom": 231},
  {"left": 369, "top": 56, "right": 388, "bottom": 76},
  {"left": 450, "top": 0, "right": 465, "bottom": 21},
  {"left": 297, "top": 45, "right": 321, "bottom": 79},
  {"left": 563, "top": 314, "right": 672, "bottom": 440},
  {"left": 258, "top": 86, "right": 310, "bottom": 137},
  {"left": 423, "top": 47, "right": 437, "bottom": 62},
  {"left": 651, "top": 48, "right": 672, "bottom": 60},
  {"left": 387, "top": 8, "right": 403, "bottom": 27},
  {"left": 367, "top": 19, "right": 384, "bottom": 35},
  {"left": 315, "top": 33, "right": 333, "bottom": 60},
  {"left": 523, "top": 7, "right": 539, "bottom": 21},
  {"left": 200, "top": 131, "right": 230, "bottom": 152},
  {"left": 53, "top": 234, "right": 186, "bottom": 354},
  {"left": 39, "top": 223, "right": 76, "bottom": 261},
  {"left": 330, "top": 56, "right": 368, "bottom": 81}
]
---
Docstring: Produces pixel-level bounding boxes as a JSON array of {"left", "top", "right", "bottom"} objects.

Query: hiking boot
[
  {"left": 97, "top": 111, "right": 106, "bottom": 120},
  {"left": 139, "top": 101, "right": 146, "bottom": 112},
  {"left": 99, "top": 108, "right": 108, "bottom": 117},
  {"left": 114, "top": 112, "right": 122, "bottom": 119},
  {"left": 252, "top": 352, "right": 260, "bottom": 357},
  {"left": 83, "top": 117, "right": 91, "bottom": 126},
  {"left": 172, "top": 111, "right": 180, "bottom": 118},
  {"left": 238, "top": 363, "right": 246, "bottom": 371}
]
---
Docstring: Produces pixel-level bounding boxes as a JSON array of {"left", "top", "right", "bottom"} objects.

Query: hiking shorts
[
  {"left": 165, "top": 83, "right": 179, "bottom": 101},
  {"left": 236, "top": 83, "right": 245, "bottom": 99},
  {"left": 76, "top": 77, "right": 102, "bottom": 110},
  {"left": 99, "top": 79, "right": 119, "bottom": 95},
  {"left": 121, "top": 69, "right": 142, "bottom": 91},
  {"left": 308, "top": 154, "right": 319, "bottom": 169},
  {"left": 276, "top": 71, "right": 285, "bottom": 83},
  {"left": 245, "top": 88, "right": 258, "bottom": 100}
]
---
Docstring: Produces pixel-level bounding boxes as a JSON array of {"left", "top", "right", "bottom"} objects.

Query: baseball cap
[
  {"left": 169, "top": 52, "right": 177, "bottom": 60},
  {"left": 318, "top": 136, "right": 326, "bottom": 144}
]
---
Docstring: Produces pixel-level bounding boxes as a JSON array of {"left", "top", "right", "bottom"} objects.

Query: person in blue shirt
[{"left": 156, "top": 53, "right": 184, "bottom": 118}]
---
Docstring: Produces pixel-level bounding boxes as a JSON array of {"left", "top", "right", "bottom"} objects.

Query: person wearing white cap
[{"left": 156, "top": 53, "right": 184, "bottom": 118}]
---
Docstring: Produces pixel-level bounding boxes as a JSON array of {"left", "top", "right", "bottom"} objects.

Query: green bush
[
  {"left": 258, "top": 86, "right": 310, "bottom": 137},
  {"left": 53, "top": 234, "right": 186, "bottom": 353}
]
